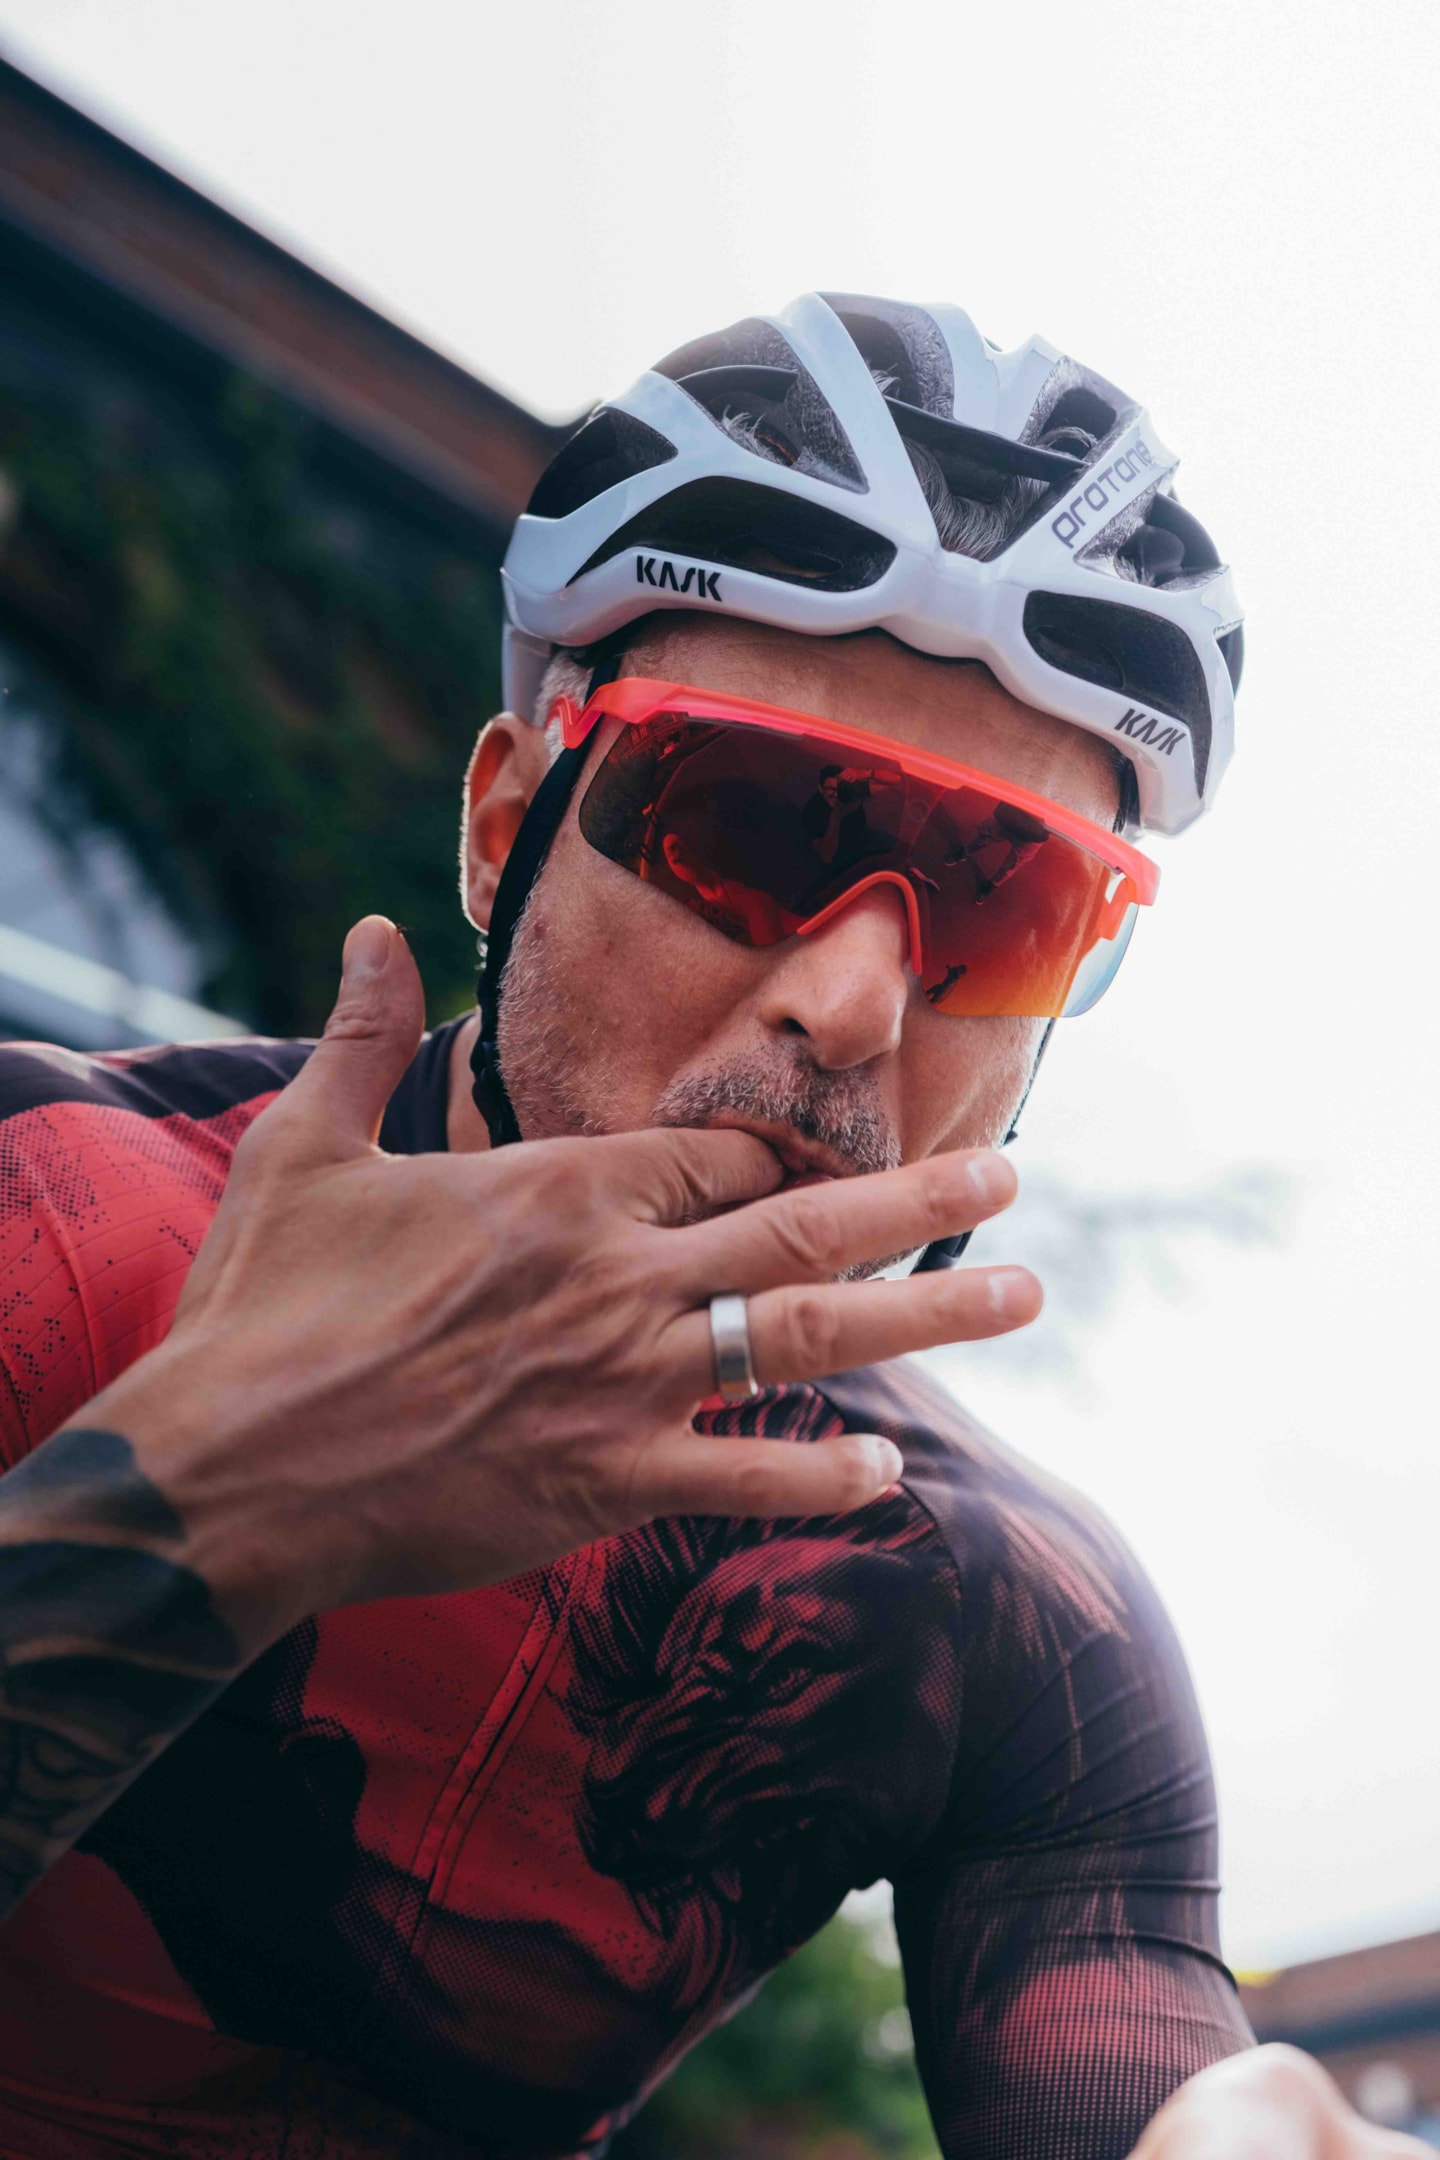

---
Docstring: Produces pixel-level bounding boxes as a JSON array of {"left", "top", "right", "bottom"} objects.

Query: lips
[{"left": 700, "top": 1111, "right": 856, "bottom": 1184}]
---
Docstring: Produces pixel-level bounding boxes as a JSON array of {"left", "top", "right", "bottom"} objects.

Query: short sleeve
[{"left": 0, "top": 1040, "right": 297, "bottom": 1462}]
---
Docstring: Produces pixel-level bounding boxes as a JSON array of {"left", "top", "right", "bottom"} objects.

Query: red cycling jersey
[{"left": 0, "top": 1023, "right": 1249, "bottom": 2159}]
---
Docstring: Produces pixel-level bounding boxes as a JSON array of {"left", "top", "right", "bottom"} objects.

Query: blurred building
[
  {"left": 1241, "top": 1929, "right": 1440, "bottom": 2147},
  {"left": 0, "top": 54, "right": 564, "bottom": 1047}
]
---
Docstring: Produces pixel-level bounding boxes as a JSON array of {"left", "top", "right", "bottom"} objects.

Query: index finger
[
  {"left": 667, "top": 1147, "right": 1017, "bottom": 1293},
  {"left": 581, "top": 1123, "right": 786, "bottom": 1226}
]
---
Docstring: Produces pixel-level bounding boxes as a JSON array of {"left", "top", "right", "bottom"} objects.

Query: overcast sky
[{"left": 2, "top": 0, "right": 1437, "bottom": 1972}]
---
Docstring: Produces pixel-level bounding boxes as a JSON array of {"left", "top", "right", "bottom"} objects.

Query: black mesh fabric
[
  {"left": 1118, "top": 495, "right": 1222, "bottom": 588},
  {"left": 1037, "top": 385, "right": 1118, "bottom": 449},
  {"left": 820, "top": 294, "right": 956, "bottom": 417},
  {"left": 656, "top": 316, "right": 867, "bottom": 493},
  {"left": 1023, "top": 590, "right": 1213, "bottom": 792}
]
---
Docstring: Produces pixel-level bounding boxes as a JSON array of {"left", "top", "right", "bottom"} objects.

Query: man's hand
[
  {"left": 84, "top": 916, "right": 1039, "bottom": 1637},
  {"left": 1130, "top": 2047, "right": 1431, "bottom": 2158},
  {"left": 0, "top": 915, "right": 1038, "bottom": 1914}
]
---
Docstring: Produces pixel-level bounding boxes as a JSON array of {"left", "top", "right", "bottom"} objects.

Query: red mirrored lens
[{"left": 577, "top": 714, "right": 1116, "bottom": 1018}]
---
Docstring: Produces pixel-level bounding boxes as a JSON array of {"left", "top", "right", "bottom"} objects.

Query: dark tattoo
[{"left": 0, "top": 1428, "right": 240, "bottom": 1915}]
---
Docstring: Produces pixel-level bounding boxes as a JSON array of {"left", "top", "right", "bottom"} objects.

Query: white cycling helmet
[{"left": 502, "top": 292, "right": 1242, "bottom": 837}]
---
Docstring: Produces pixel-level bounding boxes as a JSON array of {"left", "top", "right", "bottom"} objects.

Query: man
[{"left": 0, "top": 295, "right": 1418, "bottom": 2160}]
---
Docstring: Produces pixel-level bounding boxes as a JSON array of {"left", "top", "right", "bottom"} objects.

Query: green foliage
[
  {"left": 0, "top": 368, "right": 503, "bottom": 1033},
  {"left": 613, "top": 1908, "right": 938, "bottom": 2160}
]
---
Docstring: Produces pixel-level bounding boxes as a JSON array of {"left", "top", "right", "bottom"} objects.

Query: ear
[{"left": 461, "top": 715, "right": 551, "bottom": 929}]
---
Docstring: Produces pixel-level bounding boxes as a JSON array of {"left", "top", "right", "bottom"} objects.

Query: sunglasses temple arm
[{"left": 1098, "top": 873, "right": 1141, "bottom": 940}]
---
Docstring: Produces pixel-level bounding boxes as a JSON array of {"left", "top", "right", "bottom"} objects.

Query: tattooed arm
[
  {"left": 0, "top": 1426, "right": 242, "bottom": 1918},
  {"left": 0, "top": 925, "right": 1018, "bottom": 1913}
]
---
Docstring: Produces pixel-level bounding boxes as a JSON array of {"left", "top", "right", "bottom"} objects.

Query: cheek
[
  {"left": 906, "top": 1012, "right": 1046, "bottom": 1155},
  {"left": 529, "top": 829, "right": 756, "bottom": 1098},
  {"left": 525, "top": 811, "right": 1048, "bottom": 1148}
]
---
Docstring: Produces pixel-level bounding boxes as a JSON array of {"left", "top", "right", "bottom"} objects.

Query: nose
[{"left": 757, "top": 883, "right": 913, "bottom": 1070}]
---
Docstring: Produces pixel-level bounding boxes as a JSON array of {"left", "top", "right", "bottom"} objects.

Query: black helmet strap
[{"left": 469, "top": 652, "right": 622, "bottom": 1148}]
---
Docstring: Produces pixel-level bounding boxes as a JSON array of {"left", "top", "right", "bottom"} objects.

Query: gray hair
[{"left": 531, "top": 648, "right": 593, "bottom": 755}]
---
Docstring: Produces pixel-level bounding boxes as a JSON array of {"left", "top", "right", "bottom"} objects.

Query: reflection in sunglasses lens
[{"left": 578, "top": 715, "right": 1114, "bottom": 1018}]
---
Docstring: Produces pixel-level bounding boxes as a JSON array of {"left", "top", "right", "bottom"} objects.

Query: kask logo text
[
  {"left": 1050, "top": 440, "right": 1155, "bottom": 548},
  {"left": 636, "top": 555, "right": 722, "bottom": 599},
  {"left": 1114, "top": 705, "right": 1184, "bottom": 756}
]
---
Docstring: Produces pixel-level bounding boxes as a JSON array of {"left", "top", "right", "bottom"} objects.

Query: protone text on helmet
[{"left": 1050, "top": 442, "right": 1156, "bottom": 549}]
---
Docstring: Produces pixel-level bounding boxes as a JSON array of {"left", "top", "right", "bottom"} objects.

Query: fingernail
[
  {"left": 343, "top": 917, "right": 394, "bottom": 981},
  {"left": 867, "top": 1438, "right": 904, "bottom": 1484},
  {"left": 986, "top": 1265, "right": 1037, "bottom": 1320},
  {"left": 966, "top": 1152, "right": 1015, "bottom": 1208}
]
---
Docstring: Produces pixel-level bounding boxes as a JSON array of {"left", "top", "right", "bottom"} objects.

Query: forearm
[
  {"left": 1127, "top": 2046, "right": 1432, "bottom": 2159},
  {"left": 0, "top": 1419, "right": 247, "bottom": 1919}
]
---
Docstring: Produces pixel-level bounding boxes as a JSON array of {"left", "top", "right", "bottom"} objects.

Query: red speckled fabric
[{"left": 0, "top": 1024, "right": 1249, "bottom": 2158}]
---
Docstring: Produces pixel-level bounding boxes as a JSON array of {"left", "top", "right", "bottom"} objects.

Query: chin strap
[
  {"left": 470, "top": 655, "right": 621, "bottom": 1147},
  {"left": 469, "top": 738, "right": 592, "bottom": 1147},
  {"left": 911, "top": 1018, "right": 1056, "bottom": 1272}
]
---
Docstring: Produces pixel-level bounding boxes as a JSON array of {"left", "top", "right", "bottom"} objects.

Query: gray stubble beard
[{"left": 497, "top": 898, "right": 914, "bottom": 1281}]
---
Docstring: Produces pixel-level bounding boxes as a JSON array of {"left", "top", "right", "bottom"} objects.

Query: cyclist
[{"left": 0, "top": 294, "right": 1417, "bottom": 2159}]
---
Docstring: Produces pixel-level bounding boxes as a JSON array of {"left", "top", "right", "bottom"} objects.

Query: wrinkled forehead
[{"left": 616, "top": 613, "right": 1122, "bottom": 828}]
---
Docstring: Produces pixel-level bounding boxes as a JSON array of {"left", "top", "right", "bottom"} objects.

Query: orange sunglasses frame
[{"left": 555, "top": 676, "right": 1159, "bottom": 983}]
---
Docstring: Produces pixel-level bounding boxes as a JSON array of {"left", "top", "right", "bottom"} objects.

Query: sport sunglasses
[{"left": 553, "top": 678, "right": 1159, "bottom": 1020}]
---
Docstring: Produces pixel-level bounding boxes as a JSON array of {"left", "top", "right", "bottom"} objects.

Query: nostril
[{"left": 780, "top": 1017, "right": 809, "bottom": 1037}]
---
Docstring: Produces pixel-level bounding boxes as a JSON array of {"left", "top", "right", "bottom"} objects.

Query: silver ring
[{"left": 709, "top": 1294, "right": 759, "bottom": 1401}]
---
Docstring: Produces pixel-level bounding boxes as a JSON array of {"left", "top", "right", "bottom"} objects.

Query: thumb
[{"left": 269, "top": 917, "right": 427, "bottom": 1163}]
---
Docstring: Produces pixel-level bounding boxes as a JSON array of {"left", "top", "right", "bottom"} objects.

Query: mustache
[{"left": 650, "top": 1053, "right": 901, "bottom": 1181}]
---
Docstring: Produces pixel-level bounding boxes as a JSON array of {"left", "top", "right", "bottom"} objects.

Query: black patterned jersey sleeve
[{"left": 820, "top": 1362, "right": 1253, "bottom": 2160}]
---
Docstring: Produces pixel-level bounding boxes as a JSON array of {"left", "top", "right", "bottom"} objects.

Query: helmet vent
[
  {"left": 527, "top": 409, "right": 677, "bottom": 520},
  {"left": 1035, "top": 386, "right": 1117, "bottom": 448},
  {"left": 656, "top": 318, "right": 866, "bottom": 493},
  {"left": 820, "top": 294, "right": 956, "bottom": 417},
  {"left": 886, "top": 401, "right": 1081, "bottom": 505},
  {"left": 1115, "top": 493, "right": 1222, "bottom": 588},
  {"left": 674, "top": 366, "right": 802, "bottom": 468},
  {"left": 883, "top": 401, "right": 1083, "bottom": 560},
  {"left": 571, "top": 477, "right": 896, "bottom": 593},
  {"left": 1023, "top": 590, "right": 1212, "bottom": 791}
]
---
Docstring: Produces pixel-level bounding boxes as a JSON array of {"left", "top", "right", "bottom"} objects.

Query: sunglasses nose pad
[
  {"left": 898, "top": 879, "right": 926, "bottom": 976},
  {"left": 795, "top": 872, "right": 925, "bottom": 974}
]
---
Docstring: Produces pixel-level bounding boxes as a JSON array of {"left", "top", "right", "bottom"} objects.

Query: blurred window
[{"left": 0, "top": 634, "right": 235, "bottom": 1048}]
